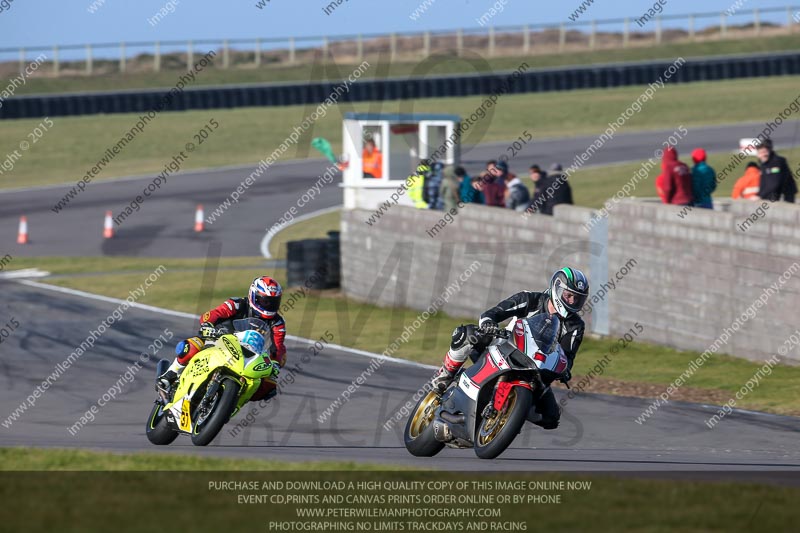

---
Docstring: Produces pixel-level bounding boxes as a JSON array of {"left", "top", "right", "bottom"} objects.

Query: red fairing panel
[{"left": 471, "top": 356, "right": 500, "bottom": 385}]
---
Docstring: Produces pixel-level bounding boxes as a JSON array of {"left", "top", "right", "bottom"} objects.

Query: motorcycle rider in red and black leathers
[
  {"left": 431, "top": 268, "right": 588, "bottom": 430},
  {"left": 158, "top": 276, "right": 286, "bottom": 402}
]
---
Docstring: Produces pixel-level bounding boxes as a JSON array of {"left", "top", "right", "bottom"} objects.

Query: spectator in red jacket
[
  {"left": 656, "top": 146, "right": 693, "bottom": 205},
  {"left": 482, "top": 160, "right": 508, "bottom": 207}
]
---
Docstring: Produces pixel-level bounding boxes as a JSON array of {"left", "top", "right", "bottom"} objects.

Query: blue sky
[{"left": 0, "top": 0, "right": 793, "bottom": 51}]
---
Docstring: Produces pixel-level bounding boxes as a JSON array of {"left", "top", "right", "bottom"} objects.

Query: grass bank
[{"left": 2, "top": 75, "right": 799, "bottom": 191}]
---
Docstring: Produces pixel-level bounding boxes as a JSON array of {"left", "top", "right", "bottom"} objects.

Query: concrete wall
[
  {"left": 608, "top": 199, "right": 800, "bottom": 364},
  {"left": 341, "top": 203, "right": 595, "bottom": 334},
  {"left": 341, "top": 199, "right": 800, "bottom": 364}
]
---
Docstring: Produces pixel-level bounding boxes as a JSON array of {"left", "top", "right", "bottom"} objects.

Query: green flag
[{"left": 311, "top": 137, "right": 338, "bottom": 165}]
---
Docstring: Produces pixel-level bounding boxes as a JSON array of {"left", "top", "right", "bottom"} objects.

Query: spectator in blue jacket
[
  {"left": 690, "top": 148, "right": 717, "bottom": 209},
  {"left": 470, "top": 175, "right": 486, "bottom": 204},
  {"left": 456, "top": 166, "right": 479, "bottom": 204}
]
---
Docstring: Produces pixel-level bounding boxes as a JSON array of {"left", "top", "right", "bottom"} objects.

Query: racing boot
[
  {"left": 157, "top": 359, "right": 185, "bottom": 396},
  {"left": 431, "top": 350, "right": 467, "bottom": 393},
  {"left": 431, "top": 325, "right": 477, "bottom": 393},
  {"left": 157, "top": 337, "right": 204, "bottom": 395}
]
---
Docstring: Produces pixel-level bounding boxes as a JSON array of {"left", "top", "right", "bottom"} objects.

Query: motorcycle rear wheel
[
  {"left": 191, "top": 378, "right": 240, "bottom": 446},
  {"left": 404, "top": 390, "right": 445, "bottom": 457},
  {"left": 145, "top": 402, "right": 179, "bottom": 445},
  {"left": 474, "top": 386, "right": 532, "bottom": 459}
]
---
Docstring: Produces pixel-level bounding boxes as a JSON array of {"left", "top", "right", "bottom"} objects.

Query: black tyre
[
  {"left": 145, "top": 402, "right": 179, "bottom": 445},
  {"left": 404, "top": 391, "right": 445, "bottom": 457},
  {"left": 190, "top": 378, "right": 240, "bottom": 446},
  {"left": 474, "top": 386, "right": 533, "bottom": 459}
]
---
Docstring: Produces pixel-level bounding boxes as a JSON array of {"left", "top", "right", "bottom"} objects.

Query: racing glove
[
  {"left": 199, "top": 322, "right": 220, "bottom": 339},
  {"left": 263, "top": 358, "right": 281, "bottom": 379},
  {"left": 479, "top": 319, "right": 501, "bottom": 338}
]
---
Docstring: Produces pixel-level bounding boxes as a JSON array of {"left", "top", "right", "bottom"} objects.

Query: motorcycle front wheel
[
  {"left": 145, "top": 402, "right": 179, "bottom": 445},
  {"left": 474, "top": 386, "right": 532, "bottom": 459},
  {"left": 404, "top": 390, "right": 445, "bottom": 457},
  {"left": 191, "top": 378, "right": 240, "bottom": 446}
]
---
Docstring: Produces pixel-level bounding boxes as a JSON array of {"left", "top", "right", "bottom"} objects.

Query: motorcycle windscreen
[
  {"left": 512, "top": 315, "right": 569, "bottom": 373},
  {"left": 232, "top": 317, "right": 268, "bottom": 333}
]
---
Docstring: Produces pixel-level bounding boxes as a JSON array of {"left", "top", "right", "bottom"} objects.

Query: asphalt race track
[
  {"left": 2, "top": 121, "right": 798, "bottom": 258},
  {"left": 2, "top": 280, "right": 799, "bottom": 479},
  {"left": 2, "top": 118, "right": 800, "bottom": 480}
]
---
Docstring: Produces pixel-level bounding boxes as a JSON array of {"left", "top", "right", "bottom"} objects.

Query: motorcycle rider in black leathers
[{"left": 431, "top": 267, "right": 589, "bottom": 430}]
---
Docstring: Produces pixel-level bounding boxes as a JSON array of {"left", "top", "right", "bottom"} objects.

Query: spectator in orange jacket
[
  {"left": 732, "top": 162, "right": 761, "bottom": 200},
  {"left": 362, "top": 138, "right": 383, "bottom": 178},
  {"left": 655, "top": 146, "right": 692, "bottom": 205}
]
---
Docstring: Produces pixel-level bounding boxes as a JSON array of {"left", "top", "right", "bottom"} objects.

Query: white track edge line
[
  {"left": 16, "top": 278, "right": 436, "bottom": 371},
  {"left": 259, "top": 205, "right": 342, "bottom": 259}
]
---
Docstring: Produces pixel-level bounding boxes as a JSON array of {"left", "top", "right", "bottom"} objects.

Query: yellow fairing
[{"left": 166, "top": 334, "right": 251, "bottom": 411}]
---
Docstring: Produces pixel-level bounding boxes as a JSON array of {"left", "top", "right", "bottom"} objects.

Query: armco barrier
[{"left": 2, "top": 51, "right": 800, "bottom": 119}]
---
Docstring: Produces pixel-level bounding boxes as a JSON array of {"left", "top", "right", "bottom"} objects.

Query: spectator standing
[
  {"left": 655, "top": 147, "right": 692, "bottom": 205},
  {"left": 758, "top": 139, "right": 797, "bottom": 203},
  {"left": 456, "top": 167, "right": 478, "bottom": 204},
  {"left": 690, "top": 148, "right": 717, "bottom": 209},
  {"left": 529, "top": 163, "right": 573, "bottom": 216},
  {"left": 408, "top": 161, "right": 430, "bottom": 209},
  {"left": 439, "top": 165, "right": 461, "bottom": 212},
  {"left": 470, "top": 175, "right": 487, "bottom": 205},
  {"left": 424, "top": 162, "right": 445, "bottom": 210},
  {"left": 548, "top": 163, "right": 573, "bottom": 211},
  {"left": 529, "top": 164, "right": 546, "bottom": 185},
  {"left": 483, "top": 160, "right": 508, "bottom": 207},
  {"left": 505, "top": 171, "right": 530, "bottom": 211},
  {"left": 732, "top": 162, "right": 761, "bottom": 200}
]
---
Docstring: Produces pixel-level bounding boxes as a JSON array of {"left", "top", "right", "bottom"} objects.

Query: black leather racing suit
[{"left": 478, "top": 290, "right": 585, "bottom": 429}]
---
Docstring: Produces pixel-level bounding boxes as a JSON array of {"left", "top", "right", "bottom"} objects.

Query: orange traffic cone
[
  {"left": 194, "top": 205, "right": 204, "bottom": 233},
  {"left": 103, "top": 211, "right": 114, "bottom": 239},
  {"left": 16, "top": 216, "right": 28, "bottom": 244}
]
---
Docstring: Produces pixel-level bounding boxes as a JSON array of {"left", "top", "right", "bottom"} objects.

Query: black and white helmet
[{"left": 549, "top": 268, "right": 589, "bottom": 318}]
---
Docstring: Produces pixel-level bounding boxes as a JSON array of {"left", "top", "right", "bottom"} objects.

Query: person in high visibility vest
[
  {"left": 362, "top": 138, "right": 383, "bottom": 179},
  {"left": 407, "top": 162, "right": 430, "bottom": 209}
]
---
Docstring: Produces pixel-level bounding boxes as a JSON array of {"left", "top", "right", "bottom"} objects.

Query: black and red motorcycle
[{"left": 404, "top": 314, "right": 569, "bottom": 459}]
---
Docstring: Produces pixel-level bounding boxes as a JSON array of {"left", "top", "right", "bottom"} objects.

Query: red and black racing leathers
[{"left": 201, "top": 297, "right": 287, "bottom": 367}]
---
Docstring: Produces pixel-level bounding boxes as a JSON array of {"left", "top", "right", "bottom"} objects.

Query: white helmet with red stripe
[{"left": 248, "top": 276, "right": 283, "bottom": 319}]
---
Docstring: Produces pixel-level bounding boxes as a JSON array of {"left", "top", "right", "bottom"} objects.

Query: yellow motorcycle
[{"left": 145, "top": 318, "right": 278, "bottom": 446}]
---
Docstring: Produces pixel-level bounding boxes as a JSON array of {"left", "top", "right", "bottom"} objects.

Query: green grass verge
[
  {"left": 268, "top": 208, "right": 341, "bottom": 259},
  {"left": 10, "top": 252, "right": 800, "bottom": 416},
  {"left": 0, "top": 447, "right": 397, "bottom": 471},
  {"left": 3, "top": 74, "right": 800, "bottom": 190},
  {"left": 14, "top": 33, "right": 800, "bottom": 96}
]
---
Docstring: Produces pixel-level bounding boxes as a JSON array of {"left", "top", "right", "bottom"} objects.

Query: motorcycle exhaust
[
  {"left": 440, "top": 411, "right": 465, "bottom": 425},
  {"left": 432, "top": 417, "right": 453, "bottom": 443}
]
